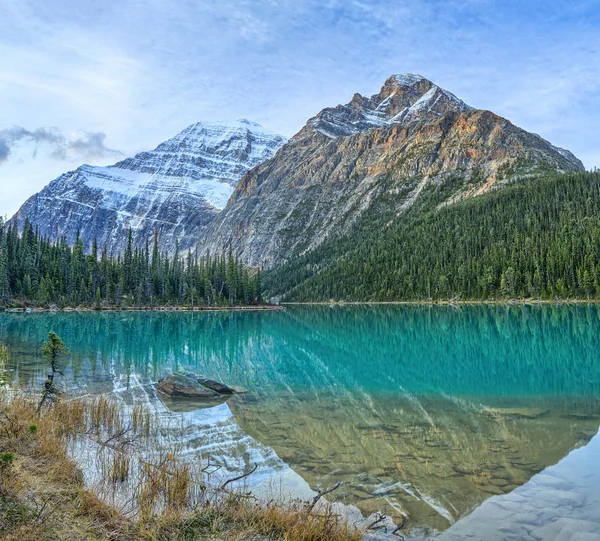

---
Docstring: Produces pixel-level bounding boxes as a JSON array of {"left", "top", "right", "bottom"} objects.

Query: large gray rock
[
  {"left": 157, "top": 371, "right": 221, "bottom": 399},
  {"left": 157, "top": 370, "right": 237, "bottom": 399}
]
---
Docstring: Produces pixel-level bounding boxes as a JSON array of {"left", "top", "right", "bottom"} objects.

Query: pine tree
[{"left": 37, "top": 332, "right": 68, "bottom": 412}]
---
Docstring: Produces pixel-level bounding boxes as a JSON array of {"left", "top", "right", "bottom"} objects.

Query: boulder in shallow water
[
  {"left": 157, "top": 371, "right": 221, "bottom": 398},
  {"left": 198, "top": 376, "right": 236, "bottom": 395}
]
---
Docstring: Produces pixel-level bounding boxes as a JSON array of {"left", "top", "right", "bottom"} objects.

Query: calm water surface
[{"left": 1, "top": 305, "right": 600, "bottom": 539}]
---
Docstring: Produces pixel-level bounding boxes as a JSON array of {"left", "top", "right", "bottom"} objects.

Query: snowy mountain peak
[
  {"left": 11, "top": 120, "right": 287, "bottom": 255},
  {"left": 154, "top": 120, "right": 285, "bottom": 159},
  {"left": 235, "top": 118, "right": 263, "bottom": 127},
  {"left": 303, "top": 74, "right": 473, "bottom": 139},
  {"left": 387, "top": 73, "right": 428, "bottom": 87},
  {"left": 110, "top": 120, "right": 287, "bottom": 192}
]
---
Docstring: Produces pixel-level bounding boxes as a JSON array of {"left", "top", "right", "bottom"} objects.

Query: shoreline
[
  {"left": 2, "top": 304, "right": 284, "bottom": 313},
  {"left": 281, "top": 298, "right": 600, "bottom": 306},
  {"left": 4, "top": 299, "right": 600, "bottom": 312}
]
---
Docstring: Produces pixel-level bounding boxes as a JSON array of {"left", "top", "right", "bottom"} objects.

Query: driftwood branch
[
  {"left": 367, "top": 512, "right": 387, "bottom": 530},
  {"left": 202, "top": 459, "right": 222, "bottom": 476},
  {"left": 101, "top": 425, "right": 137, "bottom": 448},
  {"left": 308, "top": 481, "right": 342, "bottom": 510},
  {"left": 220, "top": 463, "right": 258, "bottom": 490}
]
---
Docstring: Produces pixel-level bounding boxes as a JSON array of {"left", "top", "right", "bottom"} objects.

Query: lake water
[{"left": 1, "top": 305, "right": 600, "bottom": 539}]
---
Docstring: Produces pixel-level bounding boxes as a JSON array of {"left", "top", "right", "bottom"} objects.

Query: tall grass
[{"left": 0, "top": 391, "right": 363, "bottom": 541}]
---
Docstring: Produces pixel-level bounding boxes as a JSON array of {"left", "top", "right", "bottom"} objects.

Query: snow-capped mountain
[
  {"left": 10, "top": 120, "right": 286, "bottom": 255},
  {"left": 201, "top": 74, "right": 585, "bottom": 269}
]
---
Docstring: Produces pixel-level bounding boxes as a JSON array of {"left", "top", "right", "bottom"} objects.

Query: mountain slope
[
  {"left": 201, "top": 75, "right": 584, "bottom": 269},
  {"left": 10, "top": 120, "right": 286, "bottom": 255},
  {"left": 265, "top": 171, "right": 600, "bottom": 301}
]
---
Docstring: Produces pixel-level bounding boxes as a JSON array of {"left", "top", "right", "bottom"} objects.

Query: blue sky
[{"left": 1, "top": 0, "right": 599, "bottom": 216}]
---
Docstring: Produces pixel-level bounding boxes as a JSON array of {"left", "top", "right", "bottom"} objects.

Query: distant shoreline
[
  {"left": 281, "top": 299, "right": 600, "bottom": 306},
  {"left": 2, "top": 304, "right": 284, "bottom": 313},
  {"left": 5, "top": 299, "right": 600, "bottom": 313}
]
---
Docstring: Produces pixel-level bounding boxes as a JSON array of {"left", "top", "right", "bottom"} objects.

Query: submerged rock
[
  {"left": 159, "top": 395, "right": 230, "bottom": 413},
  {"left": 157, "top": 371, "right": 221, "bottom": 399},
  {"left": 198, "top": 376, "right": 236, "bottom": 395},
  {"left": 156, "top": 370, "right": 237, "bottom": 399},
  {"left": 490, "top": 408, "right": 549, "bottom": 419}
]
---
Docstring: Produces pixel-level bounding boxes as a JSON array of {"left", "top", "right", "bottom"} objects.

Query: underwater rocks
[{"left": 157, "top": 371, "right": 235, "bottom": 399}]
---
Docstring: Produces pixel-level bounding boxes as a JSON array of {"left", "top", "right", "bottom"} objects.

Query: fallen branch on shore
[{"left": 220, "top": 463, "right": 259, "bottom": 490}]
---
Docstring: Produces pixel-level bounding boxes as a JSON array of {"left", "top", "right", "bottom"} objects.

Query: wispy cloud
[
  {"left": 0, "top": 126, "right": 123, "bottom": 164},
  {"left": 0, "top": 125, "right": 124, "bottom": 219}
]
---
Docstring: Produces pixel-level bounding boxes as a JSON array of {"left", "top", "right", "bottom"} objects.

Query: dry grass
[{"left": 0, "top": 391, "right": 363, "bottom": 541}]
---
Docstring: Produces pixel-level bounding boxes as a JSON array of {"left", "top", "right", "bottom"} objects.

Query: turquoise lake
[{"left": 2, "top": 305, "right": 600, "bottom": 539}]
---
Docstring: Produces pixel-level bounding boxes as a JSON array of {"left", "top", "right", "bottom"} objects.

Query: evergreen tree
[{"left": 37, "top": 332, "right": 68, "bottom": 412}]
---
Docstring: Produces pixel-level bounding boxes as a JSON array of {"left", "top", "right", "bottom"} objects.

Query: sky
[{"left": 1, "top": 0, "right": 599, "bottom": 217}]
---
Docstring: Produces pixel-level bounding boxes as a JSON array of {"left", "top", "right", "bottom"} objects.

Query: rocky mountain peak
[
  {"left": 202, "top": 76, "right": 584, "bottom": 270},
  {"left": 300, "top": 73, "right": 472, "bottom": 140}
]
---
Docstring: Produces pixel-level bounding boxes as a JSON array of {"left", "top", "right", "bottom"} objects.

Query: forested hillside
[
  {"left": 265, "top": 171, "right": 600, "bottom": 302},
  {"left": 0, "top": 220, "right": 262, "bottom": 308}
]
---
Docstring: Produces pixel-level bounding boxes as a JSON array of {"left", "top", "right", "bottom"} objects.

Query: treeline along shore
[{"left": 0, "top": 218, "right": 265, "bottom": 310}]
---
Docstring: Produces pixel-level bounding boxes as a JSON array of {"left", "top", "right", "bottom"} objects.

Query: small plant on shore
[
  {"left": 37, "top": 332, "right": 69, "bottom": 412},
  {"left": 0, "top": 451, "right": 15, "bottom": 467}
]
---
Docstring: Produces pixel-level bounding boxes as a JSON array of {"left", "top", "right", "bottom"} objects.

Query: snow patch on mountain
[{"left": 390, "top": 73, "right": 427, "bottom": 86}]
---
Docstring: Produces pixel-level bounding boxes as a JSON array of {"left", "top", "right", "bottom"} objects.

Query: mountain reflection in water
[{"left": 1, "top": 305, "right": 600, "bottom": 537}]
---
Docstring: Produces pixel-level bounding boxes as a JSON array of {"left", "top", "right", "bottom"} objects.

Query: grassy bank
[{"left": 0, "top": 392, "right": 360, "bottom": 541}]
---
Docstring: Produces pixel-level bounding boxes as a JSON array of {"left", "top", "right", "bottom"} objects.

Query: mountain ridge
[
  {"left": 8, "top": 74, "right": 585, "bottom": 273},
  {"left": 10, "top": 119, "right": 286, "bottom": 255}
]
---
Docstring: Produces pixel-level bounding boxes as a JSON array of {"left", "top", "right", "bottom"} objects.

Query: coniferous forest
[
  {"left": 0, "top": 220, "right": 262, "bottom": 308},
  {"left": 265, "top": 171, "right": 600, "bottom": 302},
  {"left": 5, "top": 171, "right": 600, "bottom": 307}
]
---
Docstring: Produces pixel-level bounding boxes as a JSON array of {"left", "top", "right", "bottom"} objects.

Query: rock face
[
  {"left": 200, "top": 74, "right": 584, "bottom": 268},
  {"left": 10, "top": 120, "right": 286, "bottom": 255},
  {"left": 157, "top": 371, "right": 233, "bottom": 399}
]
